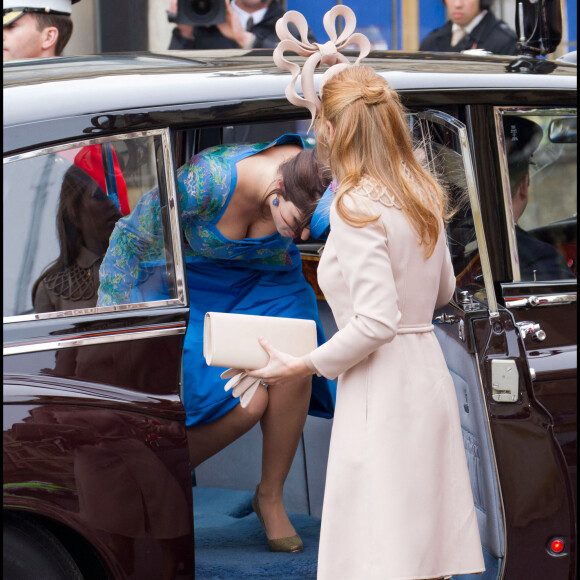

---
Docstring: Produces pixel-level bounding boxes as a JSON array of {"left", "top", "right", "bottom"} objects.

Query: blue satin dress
[{"left": 98, "top": 134, "right": 336, "bottom": 427}]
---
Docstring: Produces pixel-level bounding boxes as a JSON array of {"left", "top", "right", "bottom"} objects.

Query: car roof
[{"left": 3, "top": 49, "right": 577, "bottom": 129}]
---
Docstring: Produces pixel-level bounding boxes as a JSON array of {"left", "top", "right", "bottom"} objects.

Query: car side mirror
[
  {"left": 515, "top": 0, "right": 563, "bottom": 57},
  {"left": 548, "top": 117, "right": 577, "bottom": 144}
]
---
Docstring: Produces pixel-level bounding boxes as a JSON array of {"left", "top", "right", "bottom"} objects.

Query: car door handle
[
  {"left": 515, "top": 321, "right": 547, "bottom": 342},
  {"left": 506, "top": 293, "right": 577, "bottom": 308}
]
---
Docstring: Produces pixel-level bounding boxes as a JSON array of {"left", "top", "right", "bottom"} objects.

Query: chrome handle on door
[
  {"left": 529, "top": 294, "right": 577, "bottom": 306},
  {"left": 506, "top": 293, "right": 577, "bottom": 309},
  {"left": 515, "top": 321, "right": 547, "bottom": 342}
]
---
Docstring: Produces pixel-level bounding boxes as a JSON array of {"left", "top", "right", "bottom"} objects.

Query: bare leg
[
  {"left": 186, "top": 385, "right": 269, "bottom": 468},
  {"left": 256, "top": 377, "right": 311, "bottom": 540}
]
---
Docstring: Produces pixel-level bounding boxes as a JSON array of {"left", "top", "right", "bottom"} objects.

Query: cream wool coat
[{"left": 305, "top": 179, "right": 485, "bottom": 580}]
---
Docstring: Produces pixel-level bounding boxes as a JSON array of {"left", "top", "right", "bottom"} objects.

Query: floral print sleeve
[
  {"left": 97, "top": 150, "right": 228, "bottom": 306},
  {"left": 97, "top": 187, "right": 166, "bottom": 306},
  {"left": 177, "top": 149, "right": 231, "bottom": 221}
]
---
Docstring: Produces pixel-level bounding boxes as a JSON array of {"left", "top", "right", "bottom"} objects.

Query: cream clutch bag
[{"left": 203, "top": 312, "right": 317, "bottom": 369}]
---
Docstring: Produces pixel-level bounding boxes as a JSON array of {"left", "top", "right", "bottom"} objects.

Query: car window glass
[
  {"left": 500, "top": 111, "right": 577, "bottom": 282},
  {"left": 415, "top": 116, "right": 487, "bottom": 303},
  {"left": 3, "top": 134, "right": 178, "bottom": 318}
]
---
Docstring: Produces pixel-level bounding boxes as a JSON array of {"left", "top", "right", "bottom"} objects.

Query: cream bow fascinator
[{"left": 273, "top": 5, "right": 371, "bottom": 131}]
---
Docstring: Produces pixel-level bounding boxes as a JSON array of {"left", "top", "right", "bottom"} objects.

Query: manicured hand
[{"left": 246, "top": 337, "right": 312, "bottom": 386}]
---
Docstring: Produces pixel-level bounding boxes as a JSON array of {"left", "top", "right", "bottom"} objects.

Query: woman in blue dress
[{"left": 98, "top": 134, "right": 335, "bottom": 553}]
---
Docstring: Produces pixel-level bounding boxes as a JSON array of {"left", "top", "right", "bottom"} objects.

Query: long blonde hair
[{"left": 315, "top": 65, "right": 447, "bottom": 258}]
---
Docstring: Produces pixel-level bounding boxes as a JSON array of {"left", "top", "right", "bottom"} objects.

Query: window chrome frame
[
  {"left": 3, "top": 128, "right": 187, "bottom": 324},
  {"left": 418, "top": 109, "right": 499, "bottom": 318},
  {"left": 494, "top": 106, "right": 577, "bottom": 284}
]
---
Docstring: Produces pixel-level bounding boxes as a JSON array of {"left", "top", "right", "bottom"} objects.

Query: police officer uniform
[
  {"left": 3, "top": 0, "right": 80, "bottom": 27},
  {"left": 420, "top": 10, "right": 518, "bottom": 55}
]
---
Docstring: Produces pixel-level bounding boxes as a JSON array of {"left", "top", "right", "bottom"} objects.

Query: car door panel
[
  {"left": 3, "top": 128, "right": 194, "bottom": 579},
  {"left": 422, "top": 108, "right": 576, "bottom": 579}
]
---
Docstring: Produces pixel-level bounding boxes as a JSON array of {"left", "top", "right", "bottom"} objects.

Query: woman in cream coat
[{"left": 249, "top": 64, "right": 485, "bottom": 579}]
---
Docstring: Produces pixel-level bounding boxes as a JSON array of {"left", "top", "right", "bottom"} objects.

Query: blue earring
[{"left": 273, "top": 197, "right": 280, "bottom": 207}]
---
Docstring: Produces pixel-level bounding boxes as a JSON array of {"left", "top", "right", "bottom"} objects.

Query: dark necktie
[{"left": 246, "top": 16, "right": 254, "bottom": 31}]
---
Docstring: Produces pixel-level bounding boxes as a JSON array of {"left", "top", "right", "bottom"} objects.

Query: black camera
[{"left": 177, "top": 0, "right": 226, "bottom": 27}]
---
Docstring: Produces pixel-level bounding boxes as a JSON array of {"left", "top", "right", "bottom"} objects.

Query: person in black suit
[
  {"left": 420, "top": 0, "right": 517, "bottom": 55},
  {"left": 168, "top": 0, "right": 316, "bottom": 50},
  {"left": 503, "top": 116, "right": 574, "bottom": 281}
]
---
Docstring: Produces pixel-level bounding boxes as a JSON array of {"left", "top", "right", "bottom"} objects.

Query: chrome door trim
[
  {"left": 505, "top": 291, "right": 577, "bottom": 309},
  {"left": 3, "top": 130, "right": 165, "bottom": 165},
  {"left": 418, "top": 110, "right": 499, "bottom": 317},
  {"left": 4, "top": 299, "right": 187, "bottom": 323},
  {"left": 3, "top": 128, "right": 188, "bottom": 324},
  {"left": 163, "top": 130, "right": 187, "bottom": 307},
  {"left": 3, "top": 321, "right": 187, "bottom": 356},
  {"left": 493, "top": 107, "right": 577, "bottom": 283}
]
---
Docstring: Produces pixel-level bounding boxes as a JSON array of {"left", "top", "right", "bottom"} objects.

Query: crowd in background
[{"left": 3, "top": 0, "right": 577, "bottom": 63}]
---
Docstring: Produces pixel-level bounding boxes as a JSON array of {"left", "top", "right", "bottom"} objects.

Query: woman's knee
[{"left": 238, "top": 384, "right": 269, "bottom": 423}]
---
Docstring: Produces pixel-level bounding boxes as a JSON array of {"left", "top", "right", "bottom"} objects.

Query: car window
[
  {"left": 498, "top": 109, "right": 577, "bottom": 282},
  {"left": 415, "top": 114, "right": 488, "bottom": 304},
  {"left": 3, "top": 131, "right": 183, "bottom": 319}
]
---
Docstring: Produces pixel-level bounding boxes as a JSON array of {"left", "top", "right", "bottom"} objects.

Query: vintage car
[{"left": 3, "top": 24, "right": 577, "bottom": 580}]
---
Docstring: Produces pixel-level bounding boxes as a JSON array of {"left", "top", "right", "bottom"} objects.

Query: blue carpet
[
  {"left": 193, "top": 487, "right": 320, "bottom": 579},
  {"left": 193, "top": 487, "right": 500, "bottom": 579}
]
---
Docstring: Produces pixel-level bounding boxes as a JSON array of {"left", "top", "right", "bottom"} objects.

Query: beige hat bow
[{"left": 273, "top": 5, "right": 371, "bottom": 130}]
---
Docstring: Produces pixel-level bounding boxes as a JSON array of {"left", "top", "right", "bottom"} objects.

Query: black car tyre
[{"left": 3, "top": 513, "right": 84, "bottom": 580}]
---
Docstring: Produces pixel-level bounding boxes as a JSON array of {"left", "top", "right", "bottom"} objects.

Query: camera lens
[
  {"left": 191, "top": 0, "right": 211, "bottom": 15},
  {"left": 177, "top": 0, "right": 225, "bottom": 26}
]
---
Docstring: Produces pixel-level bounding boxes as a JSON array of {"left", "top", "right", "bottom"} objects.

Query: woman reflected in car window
[{"left": 32, "top": 164, "right": 123, "bottom": 313}]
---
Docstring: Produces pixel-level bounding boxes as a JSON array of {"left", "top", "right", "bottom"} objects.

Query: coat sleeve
[
  {"left": 97, "top": 151, "right": 213, "bottom": 307},
  {"left": 97, "top": 187, "right": 165, "bottom": 306},
  {"left": 306, "top": 204, "right": 401, "bottom": 380}
]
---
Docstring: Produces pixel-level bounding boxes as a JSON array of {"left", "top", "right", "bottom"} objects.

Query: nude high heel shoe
[{"left": 252, "top": 486, "right": 303, "bottom": 553}]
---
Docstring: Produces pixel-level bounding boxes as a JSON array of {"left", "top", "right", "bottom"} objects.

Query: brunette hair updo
[{"left": 270, "top": 147, "right": 333, "bottom": 235}]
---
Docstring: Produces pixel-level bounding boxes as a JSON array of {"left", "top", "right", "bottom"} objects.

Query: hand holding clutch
[{"left": 221, "top": 368, "right": 264, "bottom": 408}]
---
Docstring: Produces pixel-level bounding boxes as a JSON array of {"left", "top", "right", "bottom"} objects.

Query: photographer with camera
[{"left": 168, "top": 0, "right": 316, "bottom": 50}]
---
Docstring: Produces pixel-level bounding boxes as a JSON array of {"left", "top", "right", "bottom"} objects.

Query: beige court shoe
[{"left": 252, "top": 486, "right": 303, "bottom": 553}]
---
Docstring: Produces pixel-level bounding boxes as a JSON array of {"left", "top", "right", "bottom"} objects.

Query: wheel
[{"left": 3, "top": 513, "right": 84, "bottom": 580}]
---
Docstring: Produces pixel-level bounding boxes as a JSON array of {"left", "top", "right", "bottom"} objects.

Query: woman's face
[{"left": 270, "top": 195, "right": 310, "bottom": 240}]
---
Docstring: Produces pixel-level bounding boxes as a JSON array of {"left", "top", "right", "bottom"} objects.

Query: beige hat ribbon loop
[{"left": 273, "top": 5, "right": 371, "bottom": 132}]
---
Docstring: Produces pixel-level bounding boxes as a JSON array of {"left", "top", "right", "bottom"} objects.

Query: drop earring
[{"left": 272, "top": 197, "right": 280, "bottom": 207}]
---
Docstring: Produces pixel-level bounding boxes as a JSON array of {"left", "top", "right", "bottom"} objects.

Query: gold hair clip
[{"left": 273, "top": 5, "right": 371, "bottom": 131}]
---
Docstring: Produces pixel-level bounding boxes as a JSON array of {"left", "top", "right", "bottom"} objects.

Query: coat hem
[{"left": 373, "top": 568, "right": 485, "bottom": 580}]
